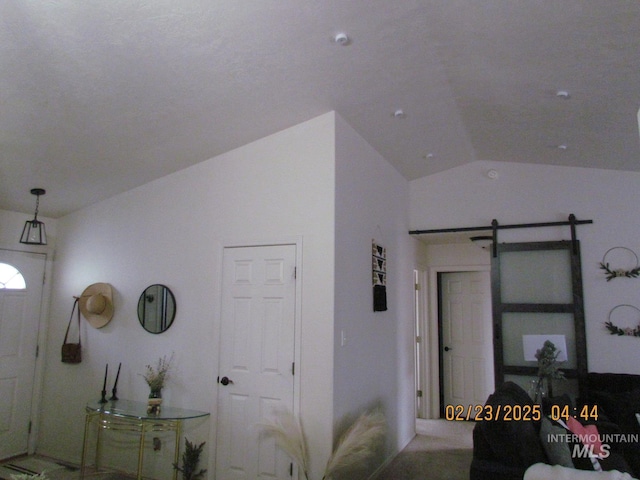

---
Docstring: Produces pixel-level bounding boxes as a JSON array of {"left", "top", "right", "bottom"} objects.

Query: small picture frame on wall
[{"left": 372, "top": 241, "right": 387, "bottom": 311}]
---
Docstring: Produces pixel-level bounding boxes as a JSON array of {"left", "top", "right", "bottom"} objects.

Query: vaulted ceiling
[{"left": 2, "top": 1, "right": 639, "bottom": 217}]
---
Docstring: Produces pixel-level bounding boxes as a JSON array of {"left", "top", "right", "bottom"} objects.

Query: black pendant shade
[{"left": 20, "top": 188, "right": 47, "bottom": 245}]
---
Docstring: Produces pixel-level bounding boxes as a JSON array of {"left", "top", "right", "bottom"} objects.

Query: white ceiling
[{"left": 2, "top": 1, "right": 640, "bottom": 218}]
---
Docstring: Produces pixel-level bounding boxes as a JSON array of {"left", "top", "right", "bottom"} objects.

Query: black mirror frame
[{"left": 137, "top": 284, "right": 176, "bottom": 334}]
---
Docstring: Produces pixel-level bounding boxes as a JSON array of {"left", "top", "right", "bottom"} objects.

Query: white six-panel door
[
  {"left": 215, "top": 244, "right": 297, "bottom": 480},
  {"left": 441, "top": 271, "right": 494, "bottom": 416},
  {"left": 0, "top": 250, "right": 46, "bottom": 459}
]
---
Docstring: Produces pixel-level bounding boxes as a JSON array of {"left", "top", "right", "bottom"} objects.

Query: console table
[{"left": 80, "top": 399, "right": 209, "bottom": 480}]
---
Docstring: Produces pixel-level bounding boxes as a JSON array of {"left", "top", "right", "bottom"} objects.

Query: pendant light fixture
[{"left": 20, "top": 188, "right": 47, "bottom": 245}]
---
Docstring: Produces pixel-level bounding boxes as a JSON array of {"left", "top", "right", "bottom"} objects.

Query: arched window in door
[{"left": 0, "top": 262, "right": 27, "bottom": 289}]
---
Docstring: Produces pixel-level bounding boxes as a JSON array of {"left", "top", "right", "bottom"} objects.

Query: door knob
[
  {"left": 444, "top": 346, "right": 452, "bottom": 352},
  {"left": 219, "top": 376, "right": 233, "bottom": 386}
]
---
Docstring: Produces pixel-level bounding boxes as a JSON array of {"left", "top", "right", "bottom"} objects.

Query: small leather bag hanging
[{"left": 61, "top": 297, "right": 82, "bottom": 364}]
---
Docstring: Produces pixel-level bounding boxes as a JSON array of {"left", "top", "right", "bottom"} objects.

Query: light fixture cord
[{"left": 33, "top": 193, "right": 40, "bottom": 221}]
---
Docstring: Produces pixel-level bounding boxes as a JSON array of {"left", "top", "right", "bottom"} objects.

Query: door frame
[
  {"left": 423, "top": 264, "right": 490, "bottom": 419},
  {"left": 209, "top": 236, "right": 303, "bottom": 476},
  {"left": 0, "top": 245, "right": 53, "bottom": 456}
]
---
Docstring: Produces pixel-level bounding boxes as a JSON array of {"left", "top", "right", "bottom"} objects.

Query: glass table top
[{"left": 86, "top": 399, "right": 209, "bottom": 421}]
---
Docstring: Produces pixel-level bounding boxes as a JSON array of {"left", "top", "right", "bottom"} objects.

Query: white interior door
[
  {"left": 441, "top": 271, "right": 494, "bottom": 416},
  {"left": 0, "top": 249, "right": 46, "bottom": 459},
  {"left": 216, "top": 244, "right": 297, "bottom": 480}
]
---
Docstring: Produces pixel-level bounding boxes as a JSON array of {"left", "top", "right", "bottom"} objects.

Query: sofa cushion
[
  {"left": 539, "top": 416, "right": 573, "bottom": 467},
  {"left": 524, "top": 463, "right": 637, "bottom": 480}
]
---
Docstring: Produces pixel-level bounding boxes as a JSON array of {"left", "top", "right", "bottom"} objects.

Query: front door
[
  {"left": 215, "top": 244, "right": 297, "bottom": 480},
  {"left": 0, "top": 249, "right": 46, "bottom": 459},
  {"left": 441, "top": 271, "right": 493, "bottom": 417}
]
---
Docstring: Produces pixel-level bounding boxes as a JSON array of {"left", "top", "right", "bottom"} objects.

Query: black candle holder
[
  {"left": 100, "top": 363, "right": 109, "bottom": 403},
  {"left": 109, "top": 362, "right": 121, "bottom": 401}
]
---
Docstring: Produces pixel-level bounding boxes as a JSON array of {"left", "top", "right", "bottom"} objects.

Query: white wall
[
  {"left": 410, "top": 160, "right": 640, "bottom": 375},
  {"left": 36, "top": 113, "right": 337, "bottom": 480},
  {"left": 333, "top": 114, "right": 418, "bottom": 471}
]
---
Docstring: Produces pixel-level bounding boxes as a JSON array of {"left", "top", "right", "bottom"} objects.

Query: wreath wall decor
[
  {"left": 604, "top": 304, "right": 640, "bottom": 337},
  {"left": 599, "top": 247, "right": 640, "bottom": 281}
]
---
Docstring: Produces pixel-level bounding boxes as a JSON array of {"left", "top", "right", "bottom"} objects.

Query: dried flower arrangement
[
  {"left": 604, "top": 320, "right": 640, "bottom": 337},
  {"left": 142, "top": 354, "right": 173, "bottom": 393}
]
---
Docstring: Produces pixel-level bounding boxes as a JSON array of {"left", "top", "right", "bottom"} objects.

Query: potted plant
[
  {"left": 173, "top": 439, "right": 207, "bottom": 480},
  {"left": 532, "top": 340, "right": 565, "bottom": 403}
]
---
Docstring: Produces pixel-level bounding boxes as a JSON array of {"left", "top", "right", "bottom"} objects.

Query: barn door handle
[
  {"left": 219, "top": 376, "right": 234, "bottom": 386},
  {"left": 444, "top": 346, "right": 452, "bottom": 352}
]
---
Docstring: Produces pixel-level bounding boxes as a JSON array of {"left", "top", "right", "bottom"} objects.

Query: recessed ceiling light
[
  {"left": 556, "top": 90, "right": 571, "bottom": 99},
  {"left": 333, "top": 33, "right": 350, "bottom": 46},
  {"left": 557, "top": 144, "right": 568, "bottom": 150},
  {"left": 393, "top": 109, "right": 406, "bottom": 119},
  {"left": 422, "top": 153, "right": 434, "bottom": 160}
]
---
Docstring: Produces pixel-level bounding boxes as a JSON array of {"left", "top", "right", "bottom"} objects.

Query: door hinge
[
  {"left": 414, "top": 282, "right": 420, "bottom": 291},
  {"left": 28, "top": 420, "right": 32, "bottom": 434},
  {"left": 416, "top": 336, "right": 421, "bottom": 343},
  {"left": 292, "top": 362, "right": 295, "bottom": 375},
  {"left": 36, "top": 344, "right": 39, "bottom": 357},
  {"left": 417, "top": 390, "right": 423, "bottom": 398},
  {"left": 294, "top": 267, "right": 297, "bottom": 279},
  {"left": 289, "top": 462, "right": 293, "bottom": 476}
]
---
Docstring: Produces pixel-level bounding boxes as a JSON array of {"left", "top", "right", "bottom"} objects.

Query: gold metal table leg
[
  {"left": 173, "top": 420, "right": 183, "bottom": 480},
  {"left": 95, "top": 413, "right": 103, "bottom": 471},
  {"left": 137, "top": 421, "right": 147, "bottom": 480},
  {"left": 80, "top": 411, "right": 95, "bottom": 479}
]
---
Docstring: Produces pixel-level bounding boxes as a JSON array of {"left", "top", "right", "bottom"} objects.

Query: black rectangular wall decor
[{"left": 372, "top": 241, "right": 387, "bottom": 312}]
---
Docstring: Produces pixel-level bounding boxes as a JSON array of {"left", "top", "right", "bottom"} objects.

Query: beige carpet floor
[
  {"left": 375, "top": 419, "right": 474, "bottom": 480},
  {"left": 376, "top": 434, "right": 473, "bottom": 480}
]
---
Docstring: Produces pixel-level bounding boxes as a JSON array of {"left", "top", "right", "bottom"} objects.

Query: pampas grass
[
  {"left": 322, "top": 410, "right": 386, "bottom": 480},
  {"left": 260, "top": 407, "right": 385, "bottom": 480},
  {"left": 260, "top": 407, "right": 310, "bottom": 479}
]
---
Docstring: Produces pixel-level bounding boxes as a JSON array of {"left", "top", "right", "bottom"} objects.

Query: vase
[
  {"left": 147, "top": 388, "right": 163, "bottom": 415},
  {"left": 528, "top": 378, "right": 548, "bottom": 405}
]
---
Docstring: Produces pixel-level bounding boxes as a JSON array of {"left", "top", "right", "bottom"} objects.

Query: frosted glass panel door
[
  {"left": 500, "top": 250, "right": 572, "bottom": 304},
  {"left": 492, "top": 241, "right": 587, "bottom": 398}
]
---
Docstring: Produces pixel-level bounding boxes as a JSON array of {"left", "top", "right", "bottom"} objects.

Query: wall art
[
  {"left": 604, "top": 304, "right": 640, "bottom": 337},
  {"left": 599, "top": 247, "right": 640, "bottom": 281},
  {"left": 372, "top": 241, "right": 387, "bottom": 312}
]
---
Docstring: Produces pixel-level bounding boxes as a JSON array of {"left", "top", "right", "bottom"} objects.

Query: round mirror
[{"left": 137, "top": 284, "right": 176, "bottom": 334}]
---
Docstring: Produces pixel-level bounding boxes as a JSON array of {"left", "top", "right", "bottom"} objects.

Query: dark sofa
[
  {"left": 584, "top": 372, "right": 640, "bottom": 477},
  {"left": 470, "top": 373, "right": 640, "bottom": 480}
]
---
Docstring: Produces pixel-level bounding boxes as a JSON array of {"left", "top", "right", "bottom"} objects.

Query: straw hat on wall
[{"left": 79, "top": 282, "right": 114, "bottom": 328}]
